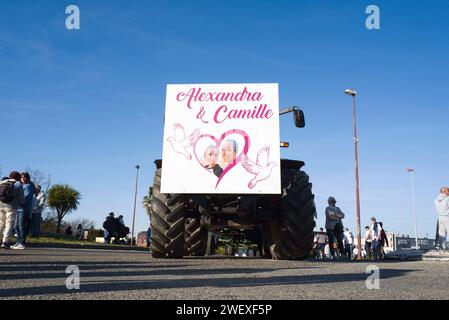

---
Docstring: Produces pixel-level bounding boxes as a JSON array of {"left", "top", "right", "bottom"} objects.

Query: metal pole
[
  {"left": 352, "top": 95, "right": 362, "bottom": 260},
  {"left": 131, "top": 165, "right": 140, "bottom": 246},
  {"left": 409, "top": 170, "right": 419, "bottom": 249}
]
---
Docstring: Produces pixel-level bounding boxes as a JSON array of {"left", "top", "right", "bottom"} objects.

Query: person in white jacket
[
  {"left": 369, "top": 217, "right": 383, "bottom": 260},
  {"left": 31, "top": 185, "right": 46, "bottom": 237},
  {"left": 434, "top": 186, "right": 449, "bottom": 250},
  {"left": 343, "top": 228, "right": 354, "bottom": 259}
]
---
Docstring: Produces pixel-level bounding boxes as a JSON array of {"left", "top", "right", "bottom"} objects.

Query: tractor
[{"left": 149, "top": 106, "right": 316, "bottom": 260}]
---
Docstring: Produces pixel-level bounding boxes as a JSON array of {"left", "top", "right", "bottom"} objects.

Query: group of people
[
  {"left": 65, "top": 224, "right": 84, "bottom": 240},
  {"left": 0, "top": 171, "right": 46, "bottom": 250},
  {"left": 314, "top": 196, "right": 388, "bottom": 260},
  {"left": 202, "top": 140, "right": 237, "bottom": 178},
  {"left": 102, "top": 212, "right": 130, "bottom": 244},
  {"left": 314, "top": 186, "right": 449, "bottom": 260},
  {"left": 363, "top": 217, "right": 388, "bottom": 260}
]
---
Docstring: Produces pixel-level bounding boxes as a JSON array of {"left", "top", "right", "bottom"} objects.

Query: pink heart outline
[{"left": 193, "top": 129, "right": 251, "bottom": 189}]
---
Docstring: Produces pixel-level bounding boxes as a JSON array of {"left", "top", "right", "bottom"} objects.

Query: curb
[
  {"left": 385, "top": 249, "right": 449, "bottom": 261},
  {"left": 422, "top": 257, "right": 449, "bottom": 262}
]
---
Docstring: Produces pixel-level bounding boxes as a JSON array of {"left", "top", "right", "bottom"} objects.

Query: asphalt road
[{"left": 0, "top": 247, "right": 448, "bottom": 300}]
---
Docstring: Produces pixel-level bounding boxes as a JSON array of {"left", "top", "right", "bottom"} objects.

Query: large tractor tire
[
  {"left": 184, "top": 218, "right": 207, "bottom": 256},
  {"left": 269, "top": 169, "right": 316, "bottom": 260},
  {"left": 150, "top": 169, "right": 186, "bottom": 258}
]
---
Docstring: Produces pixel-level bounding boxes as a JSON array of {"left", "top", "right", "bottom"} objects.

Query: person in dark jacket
[
  {"left": 379, "top": 222, "right": 389, "bottom": 259},
  {"left": 11, "top": 172, "right": 35, "bottom": 249},
  {"left": 325, "top": 196, "right": 345, "bottom": 259},
  {"left": 65, "top": 226, "right": 73, "bottom": 236},
  {"left": 103, "top": 212, "right": 116, "bottom": 244}
]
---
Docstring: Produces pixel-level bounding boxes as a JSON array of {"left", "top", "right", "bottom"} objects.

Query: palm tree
[
  {"left": 142, "top": 187, "right": 153, "bottom": 216},
  {"left": 46, "top": 184, "right": 81, "bottom": 233}
]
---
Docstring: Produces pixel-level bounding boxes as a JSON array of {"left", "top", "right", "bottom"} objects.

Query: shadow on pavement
[
  {"left": 0, "top": 261, "right": 194, "bottom": 273},
  {"left": 0, "top": 262, "right": 319, "bottom": 280},
  {"left": 0, "top": 268, "right": 415, "bottom": 298}
]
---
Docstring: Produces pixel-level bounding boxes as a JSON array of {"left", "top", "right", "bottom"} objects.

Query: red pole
[
  {"left": 353, "top": 95, "right": 362, "bottom": 260},
  {"left": 131, "top": 166, "right": 140, "bottom": 246}
]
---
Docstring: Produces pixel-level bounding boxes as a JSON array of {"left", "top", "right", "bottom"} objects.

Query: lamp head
[{"left": 344, "top": 89, "right": 357, "bottom": 96}]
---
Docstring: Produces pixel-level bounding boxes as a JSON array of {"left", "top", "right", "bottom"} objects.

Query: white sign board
[{"left": 161, "top": 83, "right": 280, "bottom": 194}]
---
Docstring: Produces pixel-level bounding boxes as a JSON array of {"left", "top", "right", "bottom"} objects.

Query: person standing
[
  {"left": 379, "top": 222, "right": 389, "bottom": 259},
  {"left": 435, "top": 186, "right": 449, "bottom": 250},
  {"left": 117, "top": 215, "right": 125, "bottom": 227},
  {"left": 11, "top": 172, "right": 35, "bottom": 249},
  {"left": 314, "top": 228, "right": 328, "bottom": 260},
  {"left": 65, "top": 226, "right": 73, "bottom": 236},
  {"left": 369, "top": 217, "right": 383, "bottom": 260},
  {"left": 30, "top": 185, "right": 45, "bottom": 237},
  {"left": 325, "top": 196, "right": 345, "bottom": 259},
  {"left": 343, "top": 228, "right": 354, "bottom": 259},
  {"left": 364, "top": 226, "right": 372, "bottom": 259},
  {"left": 117, "top": 215, "right": 130, "bottom": 243},
  {"left": 103, "top": 228, "right": 109, "bottom": 244},
  {"left": 0, "top": 172, "right": 25, "bottom": 249},
  {"left": 75, "top": 224, "right": 83, "bottom": 240},
  {"left": 103, "top": 212, "right": 116, "bottom": 244}
]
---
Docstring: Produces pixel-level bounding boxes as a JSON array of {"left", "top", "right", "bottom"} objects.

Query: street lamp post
[
  {"left": 131, "top": 164, "right": 140, "bottom": 246},
  {"left": 345, "top": 89, "right": 362, "bottom": 260},
  {"left": 406, "top": 168, "right": 419, "bottom": 250}
]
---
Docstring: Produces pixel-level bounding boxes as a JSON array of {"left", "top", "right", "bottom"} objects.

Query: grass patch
[
  {"left": 25, "top": 234, "right": 135, "bottom": 248},
  {"left": 26, "top": 236, "right": 94, "bottom": 246}
]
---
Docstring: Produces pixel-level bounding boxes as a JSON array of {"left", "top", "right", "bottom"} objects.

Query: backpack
[
  {"left": 0, "top": 181, "right": 15, "bottom": 203},
  {"left": 103, "top": 217, "right": 118, "bottom": 231},
  {"left": 335, "top": 221, "right": 344, "bottom": 233}
]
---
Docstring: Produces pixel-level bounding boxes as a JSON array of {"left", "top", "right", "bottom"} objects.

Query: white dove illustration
[
  {"left": 241, "top": 146, "right": 277, "bottom": 189},
  {"left": 167, "top": 123, "right": 200, "bottom": 160}
]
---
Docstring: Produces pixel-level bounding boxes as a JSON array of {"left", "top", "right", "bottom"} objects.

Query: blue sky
[{"left": 1, "top": 0, "right": 448, "bottom": 238}]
